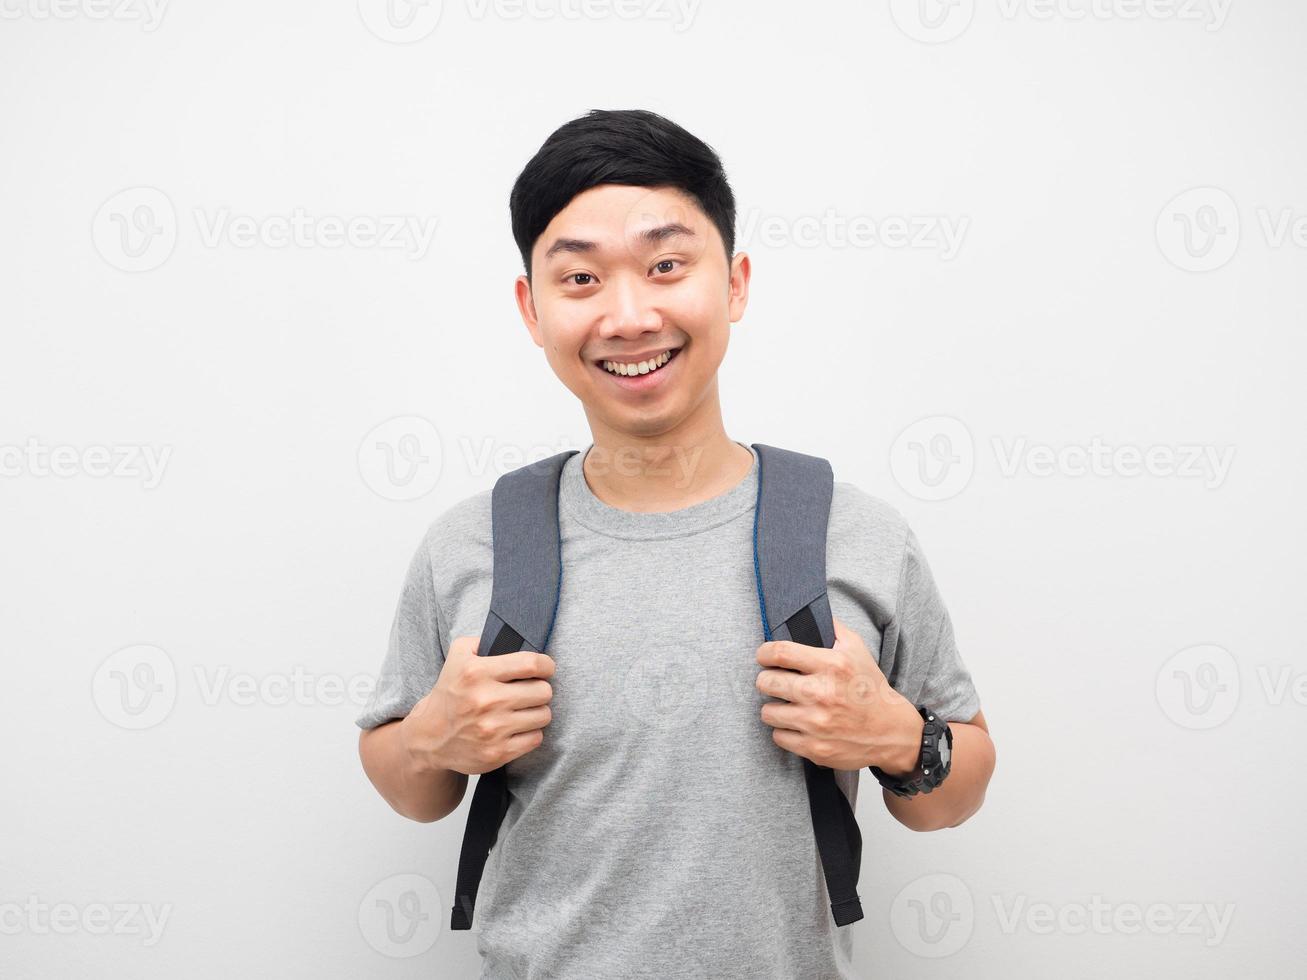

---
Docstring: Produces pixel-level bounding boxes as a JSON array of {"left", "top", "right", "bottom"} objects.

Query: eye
[
  {"left": 566, "top": 272, "right": 597, "bottom": 286},
  {"left": 651, "top": 259, "right": 679, "bottom": 276}
]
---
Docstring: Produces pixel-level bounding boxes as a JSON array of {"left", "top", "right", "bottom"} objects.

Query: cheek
[
  {"left": 533, "top": 307, "right": 589, "bottom": 363},
  {"left": 666, "top": 281, "right": 728, "bottom": 330}
]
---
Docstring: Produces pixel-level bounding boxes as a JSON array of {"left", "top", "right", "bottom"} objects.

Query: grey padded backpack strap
[
  {"left": 752, "top": 443, "right": 865, "bottom": 928},
  {"left": 450, "top": 449, "right": 577, "bottom": 931}
]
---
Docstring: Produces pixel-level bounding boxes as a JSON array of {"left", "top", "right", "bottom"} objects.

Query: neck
[{"left": 580, "top": 392, "right": 753, "bottom": 514}]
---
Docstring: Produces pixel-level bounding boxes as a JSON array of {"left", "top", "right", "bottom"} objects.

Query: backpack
[{"left": 449, "top": 443, "right": 865, "bottom": 931}]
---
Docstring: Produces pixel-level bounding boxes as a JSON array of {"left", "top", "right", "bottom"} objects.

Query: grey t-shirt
[{"left": 357, "top": 441, "right": 981, "bottom": 979}]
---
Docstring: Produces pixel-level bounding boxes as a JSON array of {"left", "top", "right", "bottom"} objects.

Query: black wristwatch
[{"left": 869, "top": 704, "right": 952, "bottom": 799}]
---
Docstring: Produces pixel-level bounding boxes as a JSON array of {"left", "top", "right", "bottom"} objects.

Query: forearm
[
  {"left": 882, "top": 720, "right": 994, "bottom": 832},
  {"left": 358, "top": 717, "right": 468, "bottom": 823}
]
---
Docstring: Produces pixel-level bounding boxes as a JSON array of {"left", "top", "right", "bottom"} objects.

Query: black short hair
[{"left": 509, "top": 108, "right": 736, "bottom": 282}]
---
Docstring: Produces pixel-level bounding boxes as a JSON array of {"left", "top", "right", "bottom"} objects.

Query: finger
[
  {"left": 505, "top": 704, "right": 552, "bottom": 736},
  {"left": 755, "top": 638, "right": 823, "bottom": 673},
  {"left": 756, "top": 667, "right": 805, "bottom": 703},
  {"left": 504, "top": 728, "right": 545, "bottom": 755},
  {"left": 502, "top": 678, "right": 554, "bottom": 709},
  {"left": 759, "top": 701, "right": 809, "bottom": 732},
  {"left": 486, "top": 651, "right": 556, "bottom": 682},
  {"left": 769, "top": 726, "right": 808, "bottom": 756}
]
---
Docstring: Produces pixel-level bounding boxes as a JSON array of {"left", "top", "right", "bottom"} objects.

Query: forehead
[{"left": 534, "top": 183, "right": 716, "bottom": 263}]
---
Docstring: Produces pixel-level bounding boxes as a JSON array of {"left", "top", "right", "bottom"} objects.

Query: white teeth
[{"left": 603, "top": 349, "right": 674, "bottom": 376}]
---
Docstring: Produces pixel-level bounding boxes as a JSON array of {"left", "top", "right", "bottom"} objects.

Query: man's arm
[
  {"left": 358, "top": 716, "right": 468, "bottom": 824},
  {"left": 882, "top": 709, "right": 994, "bottom": 832}
]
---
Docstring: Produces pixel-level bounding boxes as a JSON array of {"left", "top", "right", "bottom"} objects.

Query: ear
[
  {"left": 727, "top": 251, "right": 751, "bottom": 324},
  {"left": 515, "top": 274, "right": 543, "bottom": 348}
]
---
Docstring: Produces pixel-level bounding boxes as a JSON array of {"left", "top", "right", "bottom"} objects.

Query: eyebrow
[{"left": 542, "top": 222, "right": 698, "bottom": 262}]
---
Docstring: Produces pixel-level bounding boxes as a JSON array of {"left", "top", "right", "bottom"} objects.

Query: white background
[{"left": 2, "top": 0, "right": 1304, "bottom": 976}]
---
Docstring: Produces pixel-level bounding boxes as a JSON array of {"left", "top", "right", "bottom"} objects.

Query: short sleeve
[
  {"left": 355, "top": 532, "right": 448, "bottom": 730},
  {"left": 883, "top": 525, "right": 981, "bottom": 724}
]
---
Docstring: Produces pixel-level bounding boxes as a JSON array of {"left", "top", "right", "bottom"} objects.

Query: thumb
[
  {"left": 831, "top": 615, "right": 850, "bottom": 649},
  {"left": 447, "top": 634, "right": 479, "bottom": 660}
]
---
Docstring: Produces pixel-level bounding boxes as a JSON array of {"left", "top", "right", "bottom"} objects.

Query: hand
[
  {"left": 755, "top": 616, "right": 923, "bottom": 773},
  {"left": 401, "top": 634, "right": 555, "bottom": 776}
]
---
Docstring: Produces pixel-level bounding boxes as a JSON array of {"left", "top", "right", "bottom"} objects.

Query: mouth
[{"left": 591, "top": 345, "right": 684, "bottom": 391}]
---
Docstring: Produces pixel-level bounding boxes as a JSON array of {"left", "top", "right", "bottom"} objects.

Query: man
[{"left": 357, "top": 108, "right": 995, "bottom": 978}]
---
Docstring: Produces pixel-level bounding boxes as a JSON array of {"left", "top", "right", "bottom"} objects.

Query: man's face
[{"left": 515, "top": 183, "right": 749, "bottom": 440}]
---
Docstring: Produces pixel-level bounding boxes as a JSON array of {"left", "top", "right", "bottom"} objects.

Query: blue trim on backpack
[
  {"left": 541, "top": 452, "right": 574, "bottom": 651},
  {"left": 751, "top": 447, "right": 772, "bottom": 642}
]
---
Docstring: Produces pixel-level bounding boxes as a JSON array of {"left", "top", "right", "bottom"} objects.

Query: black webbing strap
[
  {"left": 449, "top": 623, "right": 526, "bottom": 931},
  {"left": 786, "top": 605, "right": 865, "bottom": 927},
  {"left": 753, "top": 443, "right": 865, "bottom": 928},
  {"left": 449, "top": 450, "right": 575, "bottom": 932}
]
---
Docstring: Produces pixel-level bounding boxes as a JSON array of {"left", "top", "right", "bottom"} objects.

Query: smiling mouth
[{"left": 593, "top": 345, "right": 683, "bottom": 378}]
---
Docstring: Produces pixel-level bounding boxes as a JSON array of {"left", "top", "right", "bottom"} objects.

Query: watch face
[{"left": 939, "top": 734, "right": 951, "bottom": 769}]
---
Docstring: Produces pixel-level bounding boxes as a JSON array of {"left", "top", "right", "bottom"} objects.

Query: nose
[{"left": 598, "top": 272, "right": 662, "bottom": 341}]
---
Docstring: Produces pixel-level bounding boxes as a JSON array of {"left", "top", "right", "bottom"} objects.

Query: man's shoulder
[
  {"left": 825, "top": 480, "right": 916, "bottom": 608},
  {"left": 413, "top": 486, "right": 494, "bottom": 572},
  {"left": 829, "top": 480, "right": 910, "bottom": 549}
]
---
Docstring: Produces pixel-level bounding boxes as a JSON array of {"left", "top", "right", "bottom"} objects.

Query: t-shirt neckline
[{"left": 560, "top": 441, "right": 759, "bottom": 541}]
